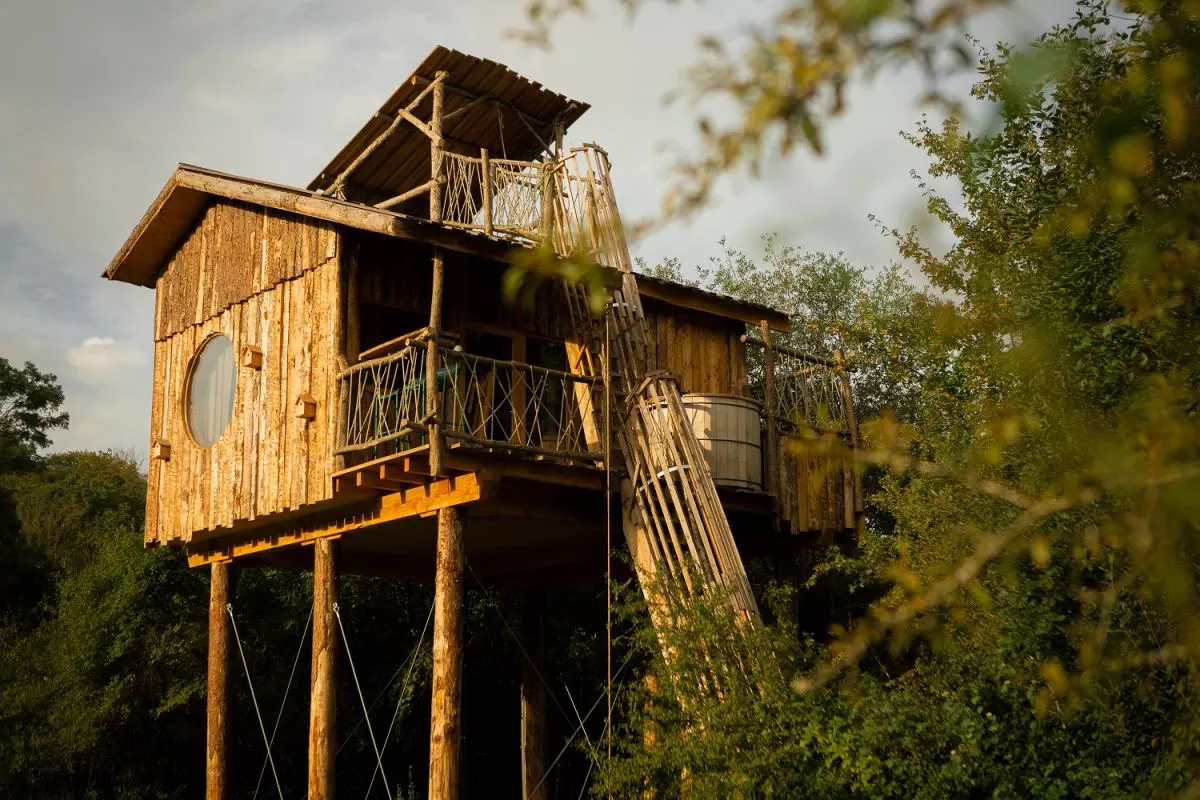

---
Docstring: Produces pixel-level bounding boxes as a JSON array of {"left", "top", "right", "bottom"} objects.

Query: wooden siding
[
  {"left": 643, "top": 300, "right": 748, "bottom": 396},
  {"left": 154, "top": 200, "right": 338, "bottom": 341},
  {"left": 777, "top": 436, "right": 857, "bottom": 537},
  {"left": 146, "top": 205, "right": 341, "bottom": 546}
]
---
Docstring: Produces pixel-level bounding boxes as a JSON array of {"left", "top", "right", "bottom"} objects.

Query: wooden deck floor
[{"left": 184, "top": 441, "right": 800, "bottom": 585}]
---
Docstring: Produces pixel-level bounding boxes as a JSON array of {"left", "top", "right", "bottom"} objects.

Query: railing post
[
  {"left": 429, "top": 71, "right": 446, "bottom": 224},
  {"left": 760, "top": 320, "right": 779, "bottom": 510},
  {"left": 481, "top": 148, "right": 493, "bottom": 237},
  {"left": 511, "top": 335, "right": 528, "bottom": 447},
  {"left": 539, "top": 160, "right": 555, "bottom": 247}
]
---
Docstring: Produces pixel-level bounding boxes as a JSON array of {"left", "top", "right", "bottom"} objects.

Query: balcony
[{"left": 332, "top": 328, "right": 602, "bottom": 495}]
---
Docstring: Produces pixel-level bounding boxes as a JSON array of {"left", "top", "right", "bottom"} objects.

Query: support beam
[
  {"left": 520, "top": 592, "right": 548, "bottom": 800},
  {"left": 309, "top": 539, "right": 338, "bottom": 800},
  {"left": 428, "top": 248, "right": 446, "bottom": 477},
  {"left": 760, "top": 320, "right": 779, "bottom": 516},
  {"left": 206, "top": 562, "right": 234, "bottom": 800},
  {"left": 429, "top": 506, "right": 465, "bottom": 800}
]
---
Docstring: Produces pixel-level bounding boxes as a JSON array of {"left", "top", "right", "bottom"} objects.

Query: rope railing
[
  {"left": 336, "top": 342, "right": 602, "bottom": 462},
  {"left": 743, "top": 337, "right": 851, "bottom": 434},
  {"left": 439, "top": 150, "right": 546, "bottom": 243}
]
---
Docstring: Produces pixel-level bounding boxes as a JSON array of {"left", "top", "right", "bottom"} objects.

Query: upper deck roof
[{"left": 308, "top": 46, "right": 589, "bottom": 205}]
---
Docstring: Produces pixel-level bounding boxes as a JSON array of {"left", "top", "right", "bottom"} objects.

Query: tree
[
  {"left": 595, "top": 3, "right": 1200, "bottom": 794},
  {"left": 0, "top": 358, "right": 68, "bottom": 473}
]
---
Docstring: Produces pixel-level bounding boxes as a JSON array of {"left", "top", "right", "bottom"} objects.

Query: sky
[{"left": 0, "top": 0, "right": 1077, "bottom": 457}]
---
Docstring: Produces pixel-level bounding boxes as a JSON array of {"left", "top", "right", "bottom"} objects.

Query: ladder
[{"left": 547, "top": 144, "right": 760, "bottom": 632}]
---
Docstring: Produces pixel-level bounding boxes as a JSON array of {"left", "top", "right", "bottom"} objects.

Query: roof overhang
[{"left": 104, "top": 164, "right": 791, "bottom": 332}]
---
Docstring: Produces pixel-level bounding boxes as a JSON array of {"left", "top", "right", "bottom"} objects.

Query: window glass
[{"left": 187, "top": 335, "right": 236, "bottom": 447}]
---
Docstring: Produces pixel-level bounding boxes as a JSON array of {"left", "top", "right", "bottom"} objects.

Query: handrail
[
  {"left": 336, "top": 342, "right": 602, "bottom": 461},
  {"left": 740, "top": 333, "right": 842, "bottom": 369}
]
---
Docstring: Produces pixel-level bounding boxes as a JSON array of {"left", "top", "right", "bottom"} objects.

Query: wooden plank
[{"left": 185, "top": 472, "right": 491, "bottom": 567}]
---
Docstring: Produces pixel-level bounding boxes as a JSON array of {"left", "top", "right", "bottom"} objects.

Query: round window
[{"left": 186, "top": 335, "right": 236, "bottom": 447}]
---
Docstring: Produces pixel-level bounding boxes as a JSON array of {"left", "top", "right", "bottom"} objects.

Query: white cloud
[{"left": 67, "top": 337, "right": 145, "bottom": 384}]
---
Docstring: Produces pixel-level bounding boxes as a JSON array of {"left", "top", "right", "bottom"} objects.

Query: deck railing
[
  {"left": 440, "top": 151, "right": 547, "bottom": 243},
  {"left": 335, "top": 335, "right": 602, "bottom": 464},
  {"left": 742, "top": 336, "right": 852, "bottom": 434}
]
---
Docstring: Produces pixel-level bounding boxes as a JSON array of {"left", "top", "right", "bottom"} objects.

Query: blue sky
[{"left": 0, "top": 0, "right": 1075, "bottom": 456}]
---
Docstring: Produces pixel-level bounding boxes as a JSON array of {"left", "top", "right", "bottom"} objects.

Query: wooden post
[
  {"left": 520, "top": 592, "right": 547, "bottom": 800},
  {"left": 427, "top": 251, "right": 446, "bottom": 476},
  {"left": 346, "top": 246, "right": 360, "bottom": 363},
  {"left": 309, "top": 539, "right": 338, "bottom": 800},
  {"left": 481, "top": 148, "right": 493, "bottom": 237},
  {"left": 206, "top": 562, "right": 234, "bottom": 800},
  {"left": 429, "top": 70, "right": 446, "bottom": 224},
  {"left": 540, "top": 161, "right": 555, "bottom": 243},
  {"left": 427, "top": 71, "right": 447, "bottom": 475},
  {"left": 511, "top": 333, "right": 528, "bottom": 446},
  {"left": 759, "top": 321, "right": 779, "bottom": 509},
  {"left": 429, "top": 506, "right": 466, "bottom": 800}
]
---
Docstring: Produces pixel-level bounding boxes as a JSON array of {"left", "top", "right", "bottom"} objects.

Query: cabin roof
[
  {"left": 307, "top": 46, "right": 590, "bottom": 204},
  {"left": 103, "top": 164, "right": 792, "bottom": 332}
]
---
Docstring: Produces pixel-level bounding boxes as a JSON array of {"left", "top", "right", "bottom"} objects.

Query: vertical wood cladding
[
  {"left": 146, "top": 200, "right": 340, "bottom": 545},
  {"left": 641, "top": 299, "right": 748, "bottom": 396}
]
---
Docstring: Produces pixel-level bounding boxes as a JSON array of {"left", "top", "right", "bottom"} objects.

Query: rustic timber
[
  {"left": 520, "top": 592, "right": 548, "bottom": 800},
  {"left": 185, "top": 472, "right": 491, "bottom": 568},
  {"left": 760, "top": 320, "right": 780, "bottom": 509},
  {"left": 429, "top": 506, "right": 465, "bottom": 800},
  {"left": 103, "top": 45, "right": 866, "bottom": 797},
  {"left": 309, "top": 539, "right": 337, "bottom": 800},
  {"left": 206, "top": 562, "right": 234, "bottom": 800}
]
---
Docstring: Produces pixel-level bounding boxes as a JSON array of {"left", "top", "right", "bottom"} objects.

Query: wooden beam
[
  {"left": 741, "top": 333, "right": 837, "bottom": 367},
  {"left": 443, "top": 447, "right": 604, "bottom": 491},
  {"left": 375, "top": 178, "right": 437, "bottom": 211},
  {"left": 520, "top": 592, "right": 548, "bottom": 800},
  {"left": 326, "top": 73, "right": 444, "bottom": 195},
  {"left": 428, "top": 506, "right": 466, "bottom": 800},
  {"left": 308, "top": 539, "right": 337, "bottom": 800},
  {"left": 206, "top": 562, "right": 234, "bottom": 800},
  {"left": 185, "top": 472, "right": 492, "bottom": 567},
  {"left": 760, "top": 320, "right": 780, "bottom": 520},
  {"left": 430, "top": 70, "right": 446, "bottom": 224},
  {"left": 428, "top": 249, "right": 446, "bottom": 477}
]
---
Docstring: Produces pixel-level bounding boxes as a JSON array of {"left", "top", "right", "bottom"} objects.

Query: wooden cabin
[{"left": 104, "top": 46, "right": 860, "bottom": 800}]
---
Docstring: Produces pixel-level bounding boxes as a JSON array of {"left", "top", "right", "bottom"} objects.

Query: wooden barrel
[{"left": 680, "top": 393, "right": 763, "bottom": 491}]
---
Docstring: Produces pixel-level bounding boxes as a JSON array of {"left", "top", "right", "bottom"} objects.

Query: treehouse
[{"left": 104, "top": 46, "right": 861, "bottom": 800}]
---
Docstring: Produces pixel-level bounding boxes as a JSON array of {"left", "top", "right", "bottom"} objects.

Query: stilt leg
[
  {"left": 207, "top": 562, "right": 234, "bottom": 800},
  {"left": 309, "top": 539, "right": 338, "bottom": 800},
  {"left": 521, "top": 592, "right": 547, "bottom": 800},
  {"left": 429, "top": 506, "right": 465, "bottom": 800}
]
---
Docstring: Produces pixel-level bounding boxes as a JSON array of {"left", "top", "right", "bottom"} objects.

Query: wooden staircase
[{"left": 550, "top": 145, "right": 761, "bottom": 628}]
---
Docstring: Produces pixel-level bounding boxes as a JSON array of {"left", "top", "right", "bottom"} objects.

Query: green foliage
[
  {"left": 601, "top": 2, "right": 1200, "bottom": 793},
  {"left": 0, "top": 357, "right": 68, "bottom": 473},
  {"left": 4, "top": 450, "right": 146, "bottom": 573}
]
